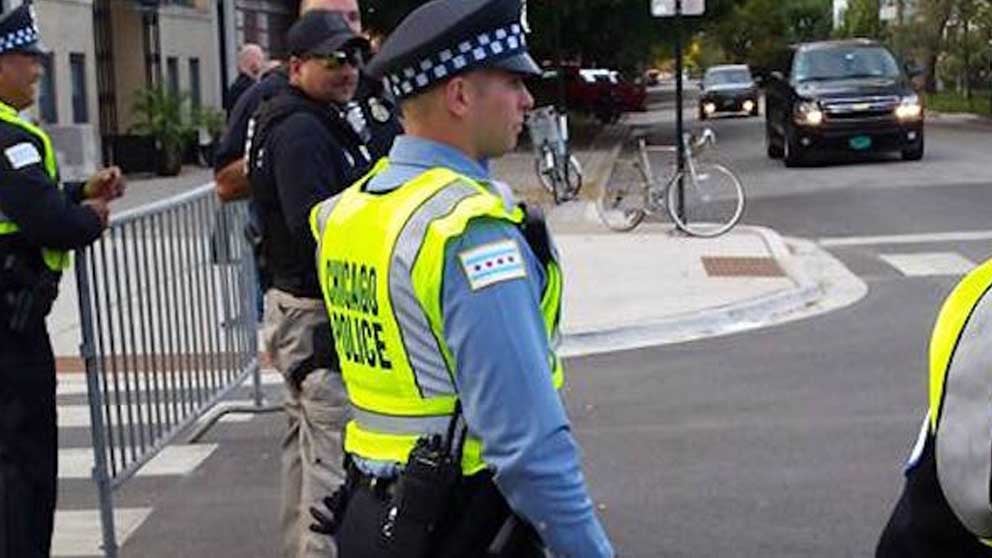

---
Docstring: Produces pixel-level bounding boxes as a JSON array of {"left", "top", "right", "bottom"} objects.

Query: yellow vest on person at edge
[
  {"left": 0, "top": 100, "right": 70, "bottom": 272},
  {"left": 309, "top": 158, "right": 564, "bottom": 475},
  {"left": 923, "top": 257, "right": 992, "bottom": 545}
]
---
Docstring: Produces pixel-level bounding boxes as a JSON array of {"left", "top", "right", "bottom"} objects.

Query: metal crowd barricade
[{"left": 74, "top": 184, "right": 274, "bottom": 558}]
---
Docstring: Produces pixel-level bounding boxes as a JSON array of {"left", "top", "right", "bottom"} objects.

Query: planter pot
[{"left": 156, "top": 144, "right": 184, "bottom": 176}]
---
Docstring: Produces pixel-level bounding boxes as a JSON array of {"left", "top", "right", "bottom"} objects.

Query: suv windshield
[
  {"left": 704, "top": 69, "right": 752, "bottom": 87},
  {"left": 793, "top": 46, "right": 901, "bottom": 82}
]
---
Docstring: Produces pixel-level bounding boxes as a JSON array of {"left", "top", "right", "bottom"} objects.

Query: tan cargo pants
[{"left": 263, "top": 289, "right": 348, "bottom": 558}]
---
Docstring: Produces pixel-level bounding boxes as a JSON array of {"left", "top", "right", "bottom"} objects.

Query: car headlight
[
  {"left": 703, "top": 102, "right": 716, "bottom": 114},
  {"left": 895, "top": 94, "right": 922, "bottom": 120},
  {"left": 743, "top": 99, "right": 756, "bottom": 112},
  {"left": 794, "top": 100, "right": 823, "bottom": 126}
]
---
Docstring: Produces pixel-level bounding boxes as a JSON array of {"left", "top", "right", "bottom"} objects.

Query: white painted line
[
  {"left": 820, "top": 230, "right": 992, "bottom": 248},
  {"left": 52, "top": 508, "right": 153, "bottom": 557},
  {"left": 56, "top": 371, "right": 283, "bottom": 396},
  {"left": 59, "top": 444, "right": 218, "bottom": 479},
  {"left": 879, "top": 252, "right": 976, "bottom": 277},
  {"left": 58, "top": 399, "right": 261, "bottom": 428}
]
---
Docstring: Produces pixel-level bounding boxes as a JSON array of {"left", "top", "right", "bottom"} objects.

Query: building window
[
  {"left": 70, "top": 53, "right": 88, "bottom": 124},
  {"left": 38, "top": 53, "right": 57, "bottom": 124},
  {"left": 166, "top": 57, "right": 180, "bottom": 97},
  {"left": 189, "top": 58, "right": 201, "bottom": 109},
  {"left": 243, "top": 11, "right": 260, "bottom": 44}
]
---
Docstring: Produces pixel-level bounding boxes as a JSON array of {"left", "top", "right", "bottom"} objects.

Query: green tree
[
  {"left": 713, "top": 0, "right": 831, "bottom": 70},
  {"left": 837, "top": 0, "right": 883, "bottom": 38}
]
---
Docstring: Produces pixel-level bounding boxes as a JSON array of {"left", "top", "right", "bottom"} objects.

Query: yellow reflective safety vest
[
  {"left": 0, "top": 100, "right": 70, "bottom": 272},
  {"left": 310, "top": 159, "right": 564, "bottom": 475},
  {"left": 922, "top": 257, "right": 992, "bottom": 545}
]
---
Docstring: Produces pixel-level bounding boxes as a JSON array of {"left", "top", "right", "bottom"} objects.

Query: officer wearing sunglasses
[{"left": 244, "top": 11, "right": 374, "bottom": 558}]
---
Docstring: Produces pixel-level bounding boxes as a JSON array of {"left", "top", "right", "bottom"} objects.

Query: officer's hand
[
  {"left": 82, "top": 198, "right": 110, "bottom": 228},
  {"left": 84, "top": 166, "right": 126, "bottom": 202},
  {"left": 308, "top": 491, "right": 346, "bottom": 536}
]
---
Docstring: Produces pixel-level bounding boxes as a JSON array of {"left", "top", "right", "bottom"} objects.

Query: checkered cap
[
  {"left": 0, "top": 4, "right": 45, "bottom": 56},
  {"left": 367, "top": 0, "right": 540, "bottom": 100}
]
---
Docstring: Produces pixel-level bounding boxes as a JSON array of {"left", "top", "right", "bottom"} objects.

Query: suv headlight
[
  {"left": 895, "top": 94, "right": 922, "bottom": 120},
  {"left": 794, "top": 100, "right": 824, "bottom": 126}
]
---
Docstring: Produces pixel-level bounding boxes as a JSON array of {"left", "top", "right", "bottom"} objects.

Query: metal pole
[
  {"left": 674, "top": 0, "right": 686, "bottom": 225},
  {"left": 75, "top": 251, "right": 119, "bottom": 558},
  {"left": 553, "top": 1, "right": 566, "bottom": 112}
]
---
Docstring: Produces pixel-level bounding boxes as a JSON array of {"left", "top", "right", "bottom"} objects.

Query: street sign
[{"left": 651, "top": 0, "right": 705, "bottom": 17}]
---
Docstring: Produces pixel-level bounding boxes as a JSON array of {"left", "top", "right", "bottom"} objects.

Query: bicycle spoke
[
  {"left": 668, "top": 163, "right": 744, "bottom": 237},
  {"left": 597, "top": 158, "right": 647, "bottom": 232}
]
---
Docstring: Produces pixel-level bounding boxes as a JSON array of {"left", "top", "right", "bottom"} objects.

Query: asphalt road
[
  {"left": 58, "top": 95, "right": 992, "bottom": 557},
  {"left": 569, "top": 96, "right": 992, "bottom": 556}
]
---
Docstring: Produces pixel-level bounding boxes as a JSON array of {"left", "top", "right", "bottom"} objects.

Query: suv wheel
[{"left": 902, "top": 136, "right": 924, "bottom": 161}]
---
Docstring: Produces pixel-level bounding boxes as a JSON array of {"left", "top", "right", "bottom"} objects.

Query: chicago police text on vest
[{"left": 322, "top": 259, "right": 392, "bottom": 370}]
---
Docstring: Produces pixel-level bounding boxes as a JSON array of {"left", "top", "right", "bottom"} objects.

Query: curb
[
  {"left": 925, "top": 110, "right": 992, "bottom": 129},
  {"left": 558, "top": 225, "right": 824, "bottom": 357}
]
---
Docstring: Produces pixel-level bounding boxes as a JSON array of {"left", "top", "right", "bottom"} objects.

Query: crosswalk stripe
[
  {"left": 879, "top": 252, "right": 977, "bottom": 277},
  {"left": 59, "top": 443, "right": 218, "bottom": 479},
  {"left": 52, "top": 508, "right": 153, "bottom": 557},
  {"left": 820, "top": 230, "right": 992, "bottom": 248},
  {"left": 57, "top": 399, "right": 263, "bottom": 428},
  {"left": 56, "top": 371, "right": 283, "bottom": 396}
]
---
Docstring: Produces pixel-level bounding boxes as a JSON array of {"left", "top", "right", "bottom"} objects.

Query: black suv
[{"left": 764, "top": 39, "right": 924, "bottom": 167}]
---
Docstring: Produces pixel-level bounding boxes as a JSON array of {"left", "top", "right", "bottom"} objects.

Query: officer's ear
[
  {"left": 288, "top": 55, "right": 307, "bottom": 83},
  {"left": 444, "top": 75, "right": 479, "bottom": 119}
]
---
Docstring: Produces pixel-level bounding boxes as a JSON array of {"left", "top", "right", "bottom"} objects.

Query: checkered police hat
[
  {"left": 0, "top": 4, "right": 46, "bottom": 57},
  {"left": 366, "top": 0, "right": 540, "bottom": 100}
]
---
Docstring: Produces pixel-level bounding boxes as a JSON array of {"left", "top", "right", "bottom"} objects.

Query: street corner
[{"left": 555, "top": 223, "right": 864, "bottom": 357}]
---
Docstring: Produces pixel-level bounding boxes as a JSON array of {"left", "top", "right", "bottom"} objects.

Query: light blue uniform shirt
[{"left": 360, "top": 135, "right": 614, "bottom": 558}]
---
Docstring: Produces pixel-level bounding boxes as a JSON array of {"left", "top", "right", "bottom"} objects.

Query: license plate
[{"left": 849, "top": 135, "right": 872, "bottom": 150}]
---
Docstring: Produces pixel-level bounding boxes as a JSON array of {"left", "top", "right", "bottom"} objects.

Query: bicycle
[
  {"left": 596, "top": 128, "right": 745, "bottom": 237},
  {"left": 528, "top": 106, "right": 583, "bottom": 204}
]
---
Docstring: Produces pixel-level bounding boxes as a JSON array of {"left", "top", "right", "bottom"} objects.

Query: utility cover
[{"left": 651, "top": 0, "right": 705, "bottom": 17}]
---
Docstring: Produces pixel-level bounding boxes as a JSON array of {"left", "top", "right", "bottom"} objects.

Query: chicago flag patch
[{"left": 459, "top": 239, "right": 526, "bottom": 291}]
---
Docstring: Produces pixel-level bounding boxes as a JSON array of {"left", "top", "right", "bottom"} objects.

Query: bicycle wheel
[
  {"left": 597, "top": 158, "right": 648, "bottom": 232},
  {"left": 666, "top": 163, "right": 744, "bottom": 237},
  {"left": 534, "top": 153, "right": 555, "bottom": 195}
]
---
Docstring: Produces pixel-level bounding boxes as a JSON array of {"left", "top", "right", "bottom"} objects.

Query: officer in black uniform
[
  {"left": 0, "top": 6, "right": 125, "bottom": 557},
  {"left": 246, "top": 11, "right": 371, "bottom": 558},
  {"left": 213, "top": 1, "right": 401, "bottom": 202}
]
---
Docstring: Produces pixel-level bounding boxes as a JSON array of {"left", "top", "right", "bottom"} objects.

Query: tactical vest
[
  {"left": 310, "top": 159, "right": 564, "bottom": 475},
  {"left": 0, "top": 100, "right": 69, "bottom": 272}
]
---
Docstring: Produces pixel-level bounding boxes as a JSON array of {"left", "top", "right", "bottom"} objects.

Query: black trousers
[
  {"left": 0, "top": 320, "right": 57, "bottom": 558},
  {"left": 336, "top": 471, "right": 545, "bottom": 558},
  {"left": 876, "top": 433, "right": 992, "bottom": 558}
]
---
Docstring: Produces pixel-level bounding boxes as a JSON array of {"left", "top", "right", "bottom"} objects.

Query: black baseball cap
[{"left": 286, "top": 10, "right": 370, "bottom": 58}]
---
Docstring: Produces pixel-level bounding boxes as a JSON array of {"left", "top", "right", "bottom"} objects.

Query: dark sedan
[{"left": 699, "top": 65, "right": 760, "bottom": 120}]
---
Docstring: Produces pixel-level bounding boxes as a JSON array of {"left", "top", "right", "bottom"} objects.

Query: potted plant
[
  {"left": 130, "top": 87, "right": 194, "bottom": 176},
  {"left": 192, "top": 105, "right": 226, "bottom": 167}
]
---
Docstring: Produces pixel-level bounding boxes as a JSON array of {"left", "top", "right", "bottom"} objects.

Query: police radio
[{"left": 379, "top": 406, "right": 467, "bottom": 557}]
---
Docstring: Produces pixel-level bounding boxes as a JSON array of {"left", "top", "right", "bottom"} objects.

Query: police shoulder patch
[
  {"left": 4, "top": 141, "right": 41, "bottom": 170},
  {"left": 458, "top": 239, "right": 526, "bottom": 291}
]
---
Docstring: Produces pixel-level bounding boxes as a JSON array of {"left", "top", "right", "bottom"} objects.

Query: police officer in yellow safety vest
[
  {"left": 876, "top": 259, "right": 992, "bottom": 557},
  {"left": 0, "top": 6, "right": 125, "bottom": 557},
  {"left": 307, "top": 1, "right": 615, "bottom": 557}
]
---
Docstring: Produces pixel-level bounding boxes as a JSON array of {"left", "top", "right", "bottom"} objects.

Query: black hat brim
[
  {"left": 489, "top": 52, "right": 541, "bottom": 76},
  {"left": 303, "top": 34, "right": 371, "bottom": 57}
]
